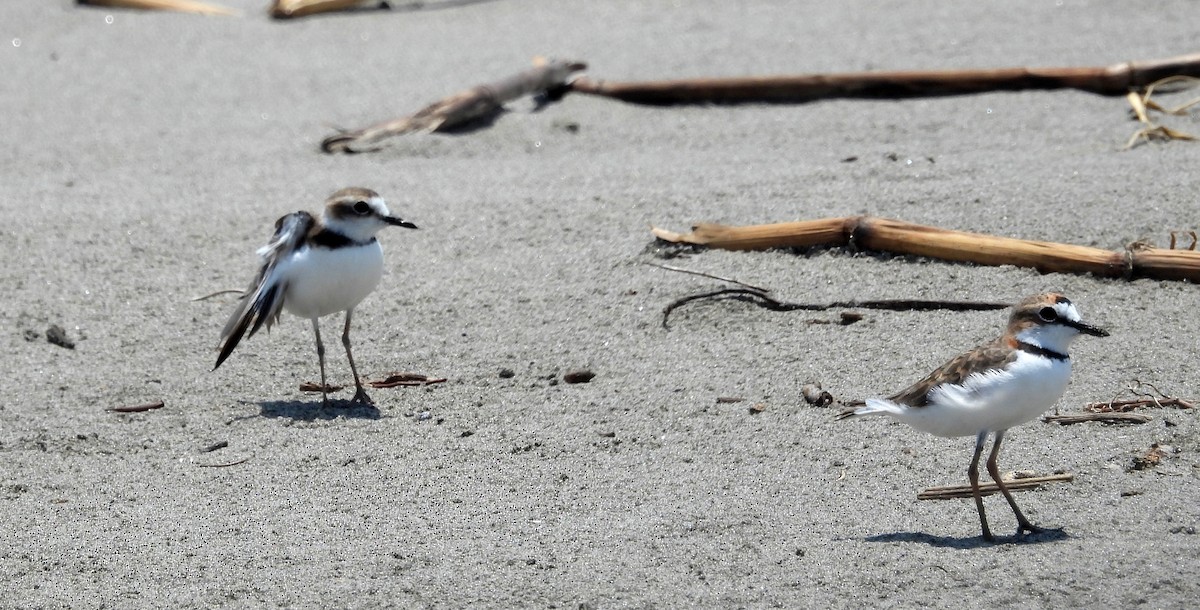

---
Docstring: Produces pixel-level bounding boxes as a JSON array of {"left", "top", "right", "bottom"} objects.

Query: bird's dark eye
[
  {"left": 352, "top": 201, "right": 371, "bottom": 215},
  {"left": 1038, "top": 306, "right": 1057, "bottom": 322}
]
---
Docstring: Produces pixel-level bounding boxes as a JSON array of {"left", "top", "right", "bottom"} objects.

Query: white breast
[
  {"left": 891, "top": 351, "right": 1073, "bottom": 437},
  {"left": 278, "top": 242, "right": 385, "bottom": 320}
]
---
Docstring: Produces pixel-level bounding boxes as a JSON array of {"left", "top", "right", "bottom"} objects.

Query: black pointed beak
[
  {"left": 1066, "top": 319, "right": 1109, "bottom": 337},
  {"left": 384, "top": 216, "right": 418, "bottom": 229}
]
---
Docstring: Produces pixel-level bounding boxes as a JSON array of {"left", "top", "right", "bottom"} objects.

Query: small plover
[
  {"left": 213, "top": 187, "right": 417, "bottom": 407},
  {"left": 837, "top": 293, "right": 1107, "bottom": 541}
]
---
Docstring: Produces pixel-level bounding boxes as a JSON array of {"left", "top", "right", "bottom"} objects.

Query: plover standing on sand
[
  {"left": 837, "top": 293, "right": 1107, "bottom": 541},
  {"left": 213, "top": 187, "right": 417, "bottom": 407}
]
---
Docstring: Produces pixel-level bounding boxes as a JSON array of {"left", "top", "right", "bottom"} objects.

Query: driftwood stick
[
  {"left": 570, "top": 53, "right": 1200, "bottom": 105},
  {"left": 1042, "top": 412, "right": 1152, "bottom": 425},
  {"left": 652, "top": 216, "right": 1200, "bottom": 283},
  {"left": 78, "top": 0, "right": 238, "bottom": 15},
  {"left": 918, "top": 473, "right": 1074, "bottom": 500},
  {"left": 321, "top": 58, "right": 586, "bottom": 153},
  {"left": 270, "top": 0, "right": 385, "bottom": 19}
]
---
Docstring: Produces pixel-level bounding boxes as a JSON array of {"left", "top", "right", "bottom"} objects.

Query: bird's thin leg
[
  {"left": 987, "top": 429, "right": 1042, "bottom": 535},
  {"left": 312, "top": 318, "right": 330, "bottom": 408},
  {"left": 970, "top": 430, "right": 995, "bottom": 542},
  {"left": 343, "top": 309, "right": 373, "bottom": 405}
]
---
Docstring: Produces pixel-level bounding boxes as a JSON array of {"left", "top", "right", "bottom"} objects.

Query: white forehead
[
  {"left": 365, "top": 195, "right": 391, "bottom": 216},
  {"left": 1053, "top": 300, "right": 1082, "bottom": 323}
]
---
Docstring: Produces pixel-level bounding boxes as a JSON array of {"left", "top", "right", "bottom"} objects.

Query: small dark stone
[
  {"left": 498, "top": 368, "right": 515, "bottom": 379},
  {"left": 839, "top": 311, "right": 864, "bottom": 325},
  {"left": 460, "top": 430, "right": 475, "bottom": 438},
  {"left": 563, "top": 370, "right": 595, "bottom": 384},
  {"left": 46, "top": 324, "right": 75, "bottom": 349}
]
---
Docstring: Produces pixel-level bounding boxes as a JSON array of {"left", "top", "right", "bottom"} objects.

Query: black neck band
[
  {"left": 310, "top": 230, "right": 375, "bottom": 249},
  {"left": 1016, "top": 341, "right": 1068, "bottom": 361}
]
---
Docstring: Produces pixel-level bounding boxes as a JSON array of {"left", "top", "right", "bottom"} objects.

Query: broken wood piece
[
  {"left": 269, "top": 0, "right": 386, "bottom": 19},
  {"left": 300, "top": 381, "right": 343, "bottom": 393},
  {"left": 652, "top": 216, "right": 1200, "bottom": 283},
  {"left": 78, "top": 0, "right": 238, "bottom": 16},
  {"left": 917, "top": 473, "right": 1074, "bottom": 500},
  {"left": 569, "top": 52, "right": 1200, "bottom": 105},
  {"left": 367, "top": 372, "right": 447, "bottom": 388},
  {"left": 321, "top": 58, "right": 587, "bottom": 153},
  {"left": 1042, "top": 412, "right": 1152, "bottom": 425},
  {"left": 107, "top": 400, "right": 166, "bottom": 413}
]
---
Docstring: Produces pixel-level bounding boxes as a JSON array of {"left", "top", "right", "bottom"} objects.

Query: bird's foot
[
  {"left": 1017, "top": 521, "right": 1043, "bottom": 536},
  {"left": 350, "top": 386, "right": 375, "bottom": 406}
]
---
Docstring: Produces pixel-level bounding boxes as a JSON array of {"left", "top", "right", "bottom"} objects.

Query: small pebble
[{"left": 563, "top": 370, "right": 595, "bottom": 384}]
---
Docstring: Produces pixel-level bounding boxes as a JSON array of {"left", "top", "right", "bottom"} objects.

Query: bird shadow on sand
[
  {"left": 254, "top": 399, "right": 382, "bottom": 421},
  {"left": 863, "top": 527, "right": 1068, "bottom": 549}
]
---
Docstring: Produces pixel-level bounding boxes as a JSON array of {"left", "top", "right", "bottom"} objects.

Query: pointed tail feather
[{"left": 834, "top": 399, "right": 903, "bottom": 421}]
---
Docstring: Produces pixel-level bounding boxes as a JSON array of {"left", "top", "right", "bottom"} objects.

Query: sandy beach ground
[{"left": 3, "top": 1, "right": 1200, "bottom": 607}]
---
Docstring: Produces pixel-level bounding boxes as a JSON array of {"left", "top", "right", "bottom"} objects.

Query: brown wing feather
[{"left": 887, "top": 337, "right": 1018, "bottom": 407}]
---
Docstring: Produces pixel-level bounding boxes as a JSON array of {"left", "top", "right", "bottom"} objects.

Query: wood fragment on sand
[
  {"left": 652, "top": 216, "right": 1200, "bottom": 283},
  {"left": 269, "top": 0, "right": 386, "bottom": 19},
  {"left": 570, "top": 53, "right": 1200, "bottom": 105},
  {"left": 107, "top": 401, "right": 165, "bottom": 413},
  {"left": 918, "top": 473, "right": 1074, "bottom": 501},
  {"left": 367, "top": 373, "right": 447, "bottom": 388},
  {"left": 321, "top": 58, "right": 586, "bottom": 154},
  {"left": 78, "top": 0, "right": 238, "bottom": 16},
  {"left": 1042, "top": 412, "right": 1152, "bottom": 425}
]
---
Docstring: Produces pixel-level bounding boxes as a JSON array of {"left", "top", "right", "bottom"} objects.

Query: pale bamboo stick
[
  {"left": 652, "top": 216, "right": 1200, "bottom": 283},
  {"left": 78, "top": 0, "right": 238, "bottom": 15}
]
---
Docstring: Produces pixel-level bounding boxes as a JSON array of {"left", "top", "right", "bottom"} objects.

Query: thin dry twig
[
  {"left": 196, "top": 457, "right": 251, "bottom": 468},
  {"left": 1085, "top": 380, "right": 1196, "bottom": 412},
  {"left": 918, "top": 473, "right": 1074, "bottom": 500},
  {"left": 107, "top": 401, "right": 165, "bottom": 413},
  {"left": 660, "top": 288, "right": 1008, "bottom": 329},
  {"left": 191, "top": 289, "right": 246, "bottom": 302},
  {"left": 1124, "top": 75, "right": 1200, "bottom": 149},
  {"left": 1042, "top": 412, "right": 1152, "bottom": 425},
  {"left": 643, "top": 262, "right": 770, "bottom": 292},
  {"left": 1169, "top": 230, "right": 1198, "bottom": 251}
]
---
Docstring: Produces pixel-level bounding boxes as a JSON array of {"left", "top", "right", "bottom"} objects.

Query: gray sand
[{"left": 4, "top": 1, "right": 1200, "bottom": 607}]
